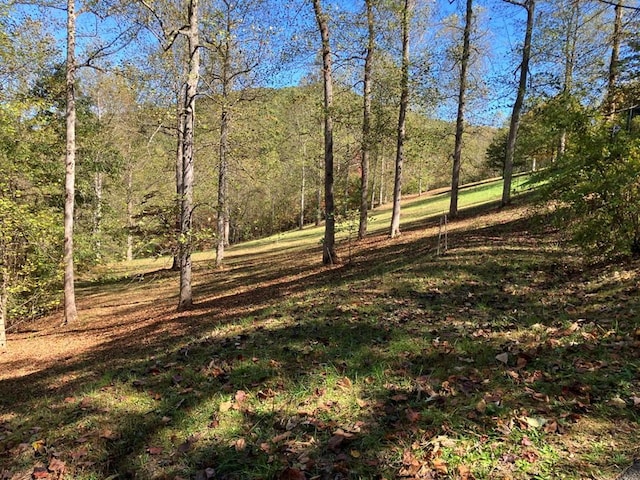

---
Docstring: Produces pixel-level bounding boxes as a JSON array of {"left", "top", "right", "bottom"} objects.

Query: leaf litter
[{"left": 1, "top": 202, "right": 640, "bottom": 478}]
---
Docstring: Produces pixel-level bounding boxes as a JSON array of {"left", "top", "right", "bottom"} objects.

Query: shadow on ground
[{"left": 1, "top": 201, "right": 639, "bottom": 479}]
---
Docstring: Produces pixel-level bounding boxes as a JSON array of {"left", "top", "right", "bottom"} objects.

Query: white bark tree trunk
[
  {"left": 390, "top": 0, "right": 412, "bottom": 238},
  {"left": 177, "top": 0, "right": 200, "bottom": 311},
  {"left": 359, "top": 0, "right": 374, "bottom": 240},
  {"left": 63, "top": 0, "right": 78, "bottom": 325},
  {"left": 0, "top": 269, "right": 7, "bottom": 349}
]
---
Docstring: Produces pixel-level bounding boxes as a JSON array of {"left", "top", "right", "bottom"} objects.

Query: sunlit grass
[
  {"left": 3, "top": 174, "right": 640, "bottom": 479},
  {"left": 88, "top": 176, "right": 530, "bottom": 283}
]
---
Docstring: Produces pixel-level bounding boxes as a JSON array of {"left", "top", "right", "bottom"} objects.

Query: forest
[{"left": 1, "top": 0, "right": 640, "bottom": 478}]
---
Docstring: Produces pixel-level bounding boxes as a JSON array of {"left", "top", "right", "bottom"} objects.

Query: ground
[{"left": 1, "top": 196, "right": 639, "bottom": 480}]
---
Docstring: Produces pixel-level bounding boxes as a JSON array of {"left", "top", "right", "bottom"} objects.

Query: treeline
[{"left": 0, "top": 71, "right": 495, "bottom": 325}]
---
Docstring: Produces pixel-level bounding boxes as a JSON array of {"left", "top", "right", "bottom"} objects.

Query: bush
[
  {"left": 0, "top": 197, "right": 62, "bottom": 324},
  {"left": 537, "top": 112, "right": 640, "bottom": 259}
]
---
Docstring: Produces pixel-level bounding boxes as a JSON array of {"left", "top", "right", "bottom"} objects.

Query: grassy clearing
[{"left": 1, "top": 179, "right": 640, "bottom": 480}]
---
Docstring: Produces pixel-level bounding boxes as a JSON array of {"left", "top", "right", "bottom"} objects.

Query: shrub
[{"left": 537, "top": 112, "right": 640, "bottom": 259}]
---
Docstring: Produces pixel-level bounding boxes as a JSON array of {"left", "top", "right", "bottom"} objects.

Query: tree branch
[
  {"left": 502, "top": 0, "right": 526, "bottom": 6},
  {"left": 597, "top": 0, "right": 640, "bottom": 11}
]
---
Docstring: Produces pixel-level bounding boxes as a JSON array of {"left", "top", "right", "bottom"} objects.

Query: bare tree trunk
[
  {"left": 0, "top": 267, "right": 7, "bottom": 349},
  {"left": 224, "top": 206, "right": 230, "bottom": 246},
  {"left": 501, "top": 0, "right": 535, "bottom": 208},
  {"left": 390, "top": 0, "right": 412, "bottom": 238},
  {"left": 126, "top": 165, "right": 134, "bottom": 261},
  {"left": 449, "top": 0, "right": 473, "bottom": 219},
  {"left": 605, "top": 0, "right": 622, "bottom": 117},
  {"left": 370, "top": 150, "right": 377, "bottom": 207},
  {"left": 63, "top": 0, "right": 78, "bottom": 325},
  {"left": 216, "top": 104, "right": 229, "bottom": 268},
  {"left": 177, "top": 0, "right": 200, "bottom": 311},
  {"left": 313, "top": 0, "right": 338, "bottom": 264},
  {"left": 300, "top": 158, "right": 306, "bottom": 229},
  {"left": 172, "top": 82, "right": 186, "bottom": 271},
  {"left": 215, "top": 7, "right": 234, "bottom": 267},
  {"left": 379, "top": 147, "right": 385, "bottom": 204},
  {"left": 93, "top": 171, "right": 103, "bottom": 261},
  {"left": 316, "top": 184, "right": 322, "bottom": 226},
  {"left": 358, "top": 0, "right": 374, "bottom": 240}
]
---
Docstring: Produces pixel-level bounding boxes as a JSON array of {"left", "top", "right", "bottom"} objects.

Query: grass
[{"left": 1, "top": 177, "right": 640, "bottom": 479}]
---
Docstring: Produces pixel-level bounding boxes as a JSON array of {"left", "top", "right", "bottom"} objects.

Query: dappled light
[{"left": 2, "top": 192, "right": 640, "bottom": 479}]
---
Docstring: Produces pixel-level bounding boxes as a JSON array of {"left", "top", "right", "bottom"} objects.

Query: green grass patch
[{"left": 2, "top": 179, "right": 640, "bottom": 479}]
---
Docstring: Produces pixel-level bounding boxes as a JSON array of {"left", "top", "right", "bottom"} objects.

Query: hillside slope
[{"left": 1, "top": 189, "right": 639, "bottom": 480}]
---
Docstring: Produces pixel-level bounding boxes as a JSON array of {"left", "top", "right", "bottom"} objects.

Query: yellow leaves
[{"left": 31, "top": 439, "right": 46, "bottom": 454}]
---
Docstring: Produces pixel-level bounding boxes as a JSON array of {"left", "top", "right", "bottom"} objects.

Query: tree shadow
[{"left": 1, "top": 202, "right": 639, "bottom": 479}]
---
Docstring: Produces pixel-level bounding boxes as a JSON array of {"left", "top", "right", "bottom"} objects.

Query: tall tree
[
  {"left": 390, "top": 0, "right": 412, "bottom": 238},
  {"left": 449, "top": 0, "right": 473, "bottom": 219},
  {"left": 556, "top": 0, "right": 580, "bottom": 156},
  {"left": 133, "top": 0, "right": 201, "bottom": 309},
  {"left": 359, "top": 0, "right": 375, "bottom": 240},
  {"left": 605, "top": 0, "right": 623, "bottom": 116},
  {"left": 62, "top": 0, "right": 78, "bottom": 325},
  {"left": 312, "top": 0, "right": 338, "bottom": 264},
  {"left": 501, "top": 0, "right": 535, "bottom": 207},
  {"left": 173, "top": 78, "right": 187, "bottom": 270},
  {"left": 207, "top": 0, "right": 235, "bottom": 269},
  {"left": 199, "top": 0, "right": 279, "bottom": 266},
  {"left": 177, "top": 0, "right": 200, "bottom": 311}
]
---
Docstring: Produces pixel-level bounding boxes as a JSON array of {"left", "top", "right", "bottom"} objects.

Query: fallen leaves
[
  {"left": 495, "top": 352, "right": 509, "bottom": 365},
  {"left": 146, "top": 446, "right": 163, "bottom": 455},
  {"left": 327, "top": 432, "right": 347, "bottom": 453},
  {"left": 399, "top": 449, "right": 435, "bottom": 479},
  {"left": 336, "top": 376, "right": 352, "bottom": 391},
  {"left": 30, "top": 459, "right": 65, "bottom": 480},
  {"left": 4, "top": 206, "right": 639, "bottom": 480},
  {"left": 234, "top": 437, "right": 246, "bottom": 452},
  {"left": 235, "top": 390, "right": 248, "bottom": 404},
  {"left": 278, "top": 467, "right": 305, "bottom": 480},
  {"left": 32, "top": 467, "right": 48, "bottom": 479}
]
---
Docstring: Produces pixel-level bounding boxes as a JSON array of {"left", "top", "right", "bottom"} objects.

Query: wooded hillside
[{"left": 0, "top": 0, "right": 638, "bottom": 359}]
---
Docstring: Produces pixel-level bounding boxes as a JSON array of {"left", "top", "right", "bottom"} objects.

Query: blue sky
[{"left": 8, "top": 0, "right": 595, "bottom": 127}]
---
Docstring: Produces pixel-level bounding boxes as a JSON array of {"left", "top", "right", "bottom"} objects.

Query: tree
[
  {"left": 312, "top": 0, "right": 338, "bottom": 265},
  {"left": 136, "top": 0, "right": 202, "bottom": 310},
  {"left": 449, "top": 0, "right": 473, "bottom": 219},
  {"left": 531, "top": 1, "right": 611, "bottom": 158},
  {"left": 0, "top": 7, "right": 71, "bottom": 343},
  {"left": 390, "top": 0, "right": 412, "bottom": 238},
  {"left": 60, "top": 0, "right": 139, "bottom": 323},
  {"left": 537, "top": 107, "right": 640, "bottom": 258},
  {"left": 62, "top": 0, "right": 78, "bottom": 325},
  {"left": 358, "top": 0, "right": 375, "bottom": 239},
  {"left": 177, "top": 0, "right": 201, "bottom": 311},
  {"left": 501, "top": 0, "right": 535, "bottom": 208},
  {"left": 605, "top": 0, "right": 623, "bottom": 116}
]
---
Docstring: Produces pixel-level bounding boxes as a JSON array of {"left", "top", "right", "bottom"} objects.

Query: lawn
[{"left": 1, "top": 178, "right": 639, "bottom": 480}]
